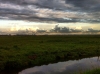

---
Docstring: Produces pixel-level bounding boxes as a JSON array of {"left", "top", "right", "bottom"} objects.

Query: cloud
[
  {"left": 0, "top": 0, "right": 100, "bottom": 23},
  {"left": 66, "top": 0, "right": 100, "bottom": 11}
]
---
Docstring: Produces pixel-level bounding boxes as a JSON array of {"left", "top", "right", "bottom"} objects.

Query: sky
[{"left": 0, "top": 0, "right": 100, "bottom": 32}]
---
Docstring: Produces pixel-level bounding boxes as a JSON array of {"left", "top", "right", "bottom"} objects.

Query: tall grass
[
  {"left": 0, "top": 35, "right": 100, "bottom": 71},
  {"left": 80, "top": 68, "right": 100, "bottom": 74}
]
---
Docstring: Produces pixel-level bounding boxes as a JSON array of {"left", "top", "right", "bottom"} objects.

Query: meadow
[
  {"left": 83, "top": 69, "right": 100, "bottom": 74},
  {"left": 0, "top": 35, "right": 100, "bottom": 72}
]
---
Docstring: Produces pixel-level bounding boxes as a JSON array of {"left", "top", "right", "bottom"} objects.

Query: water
[{"left": 19, "top": 57, "right": 100, "bottom": 74}]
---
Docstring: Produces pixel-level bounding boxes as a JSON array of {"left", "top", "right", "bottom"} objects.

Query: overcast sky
[{"left": 0, "top": 0, "right": 100, "bottom": 31}]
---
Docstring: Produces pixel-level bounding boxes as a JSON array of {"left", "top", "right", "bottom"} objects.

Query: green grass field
[
  {"left": 81, "top": 68, "right": 100, "bottom": 74},
  {"left": 0, "top": 35, "right": 100, "bottom": 72}
]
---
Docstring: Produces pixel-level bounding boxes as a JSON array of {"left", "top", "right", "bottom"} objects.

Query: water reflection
[{"left": 19, "top": 57, "right": 100, "bottom": 74}]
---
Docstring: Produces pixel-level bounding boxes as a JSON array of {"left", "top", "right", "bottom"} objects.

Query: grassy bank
[
  {"left": 81, "top": 68, "right": 100, "bottom": 74},
  {"left": 0, "top": 35, "right": 100, "bottom": 71}
]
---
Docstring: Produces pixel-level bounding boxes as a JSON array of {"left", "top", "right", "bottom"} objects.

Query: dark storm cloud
[
  {"left": 2, "top": 14, "right": 79, "bottom": 23},
  {"left": 65, "top": 0, "right": 100, "bottom": 12},
  {"left": 0, "top": 0, "right": 68, "bottom": 10},
  {"left": 0, "top": 0, "right": 100, "bottom": 23},
  {"left": 0, "top": 7, "right": 36, "bottom": 15}
]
